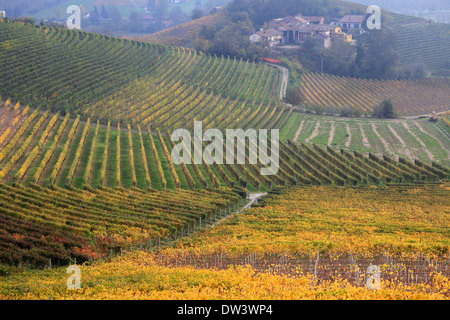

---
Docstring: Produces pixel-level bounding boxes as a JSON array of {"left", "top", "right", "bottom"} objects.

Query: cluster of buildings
[{"left": 250, "top": 14, "right": 365, "bottom": 49}]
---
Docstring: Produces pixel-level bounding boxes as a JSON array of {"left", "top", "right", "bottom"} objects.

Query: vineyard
[
  {"left": 80, "top": 49, "right": 282, "bottom": 130},
  {"left": 1, "top": 103, "right": 448, "bottom": 193},
  {"left": 162, "top": 183, "right": 450, "bottom": 258},
  {"left": 281, "top": 112, "right": 450, "bottom": 167},
  {"left": 394, "top": 23, "right": 450, "bottom": 77},
  {"left": 0, "top": 182, "right": 242, "bottom": 268},
  {"left": 135, "top": 12, "right": 228, "bottom": 47},
  {"left": 1, "top": 9, "right": 450, "bottom": 301},
  {"left": 1, "top": 183, "right": 450, "bottom": 299},
  {"left": 442, "top": 111, "right": 450, "bottom": 129},
  {"left": 0, "top": 20, "right": 280, "bottom": 128},
  {"left": 349, "top": 0, "right": 450, "bottom": 24},
  {"left": 299, "top": 72, "right": 450, "bottom": 116}
]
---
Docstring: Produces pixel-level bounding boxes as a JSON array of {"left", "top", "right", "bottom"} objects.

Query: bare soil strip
[
  {"left": 293, "top": 119, "right": 305, "bottom": 143},
  {"left": 211, "top": 193, "right": 267, "bottom": 228},
  {"left": 371, "top": 123, "right": 393, "bottom": 155},
  {"left": 345, "top": 123, "right": 351, "bottom": 148},
  {"left": 305, "top": 121, "right": 320, "bottom": 143},
  {"left": 359, "top": 123, "right": 371, "bottom": 148},
  {"left": 328, "top": 121, "right": 336, "bottom": 146},
  {"left": 413, "top": 121, "right": 450, "bottom": 160},
  {"left": 388, "top": 124, "right": 413, "bottom": 160},
  {"left": 402, "top": 122, "right": 434, "bottom": 161}
]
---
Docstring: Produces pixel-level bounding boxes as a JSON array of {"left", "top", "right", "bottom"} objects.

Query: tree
[
  {"left": 206, "top": 12, "right": 254, "bottom": 59},
  {"left": 101, "top": 5, "right": 109, "bottom": 19},
  {"left": 89, "top": 7, "right": 100, "bottom": 25},
  {"left": 191, "top": 9, "right": 204, "bottom": 20},
  {"left": 147, "top": 0, "right": 169, "bottom": 23},
  {"left": 285, "top": 86, "right": 305, "bottom": 106},
  {"left": 56, "top": 6, "right": 64, "bottom": 21},
  {"left": 128, "top": 11, "right": 144, "bottom": 33},
  {"left": 322, "top": 40, "right": 356, "bottom": 76},
  {"left": 372, "top": 99, "right": 396, "bottom": 118},
  {"left": 79, "top": 4, "right": 86, "bottom": 19},
  {"left": 169, "top": 6, "right": 187, "bottom": 26},
  {"left": 199, "top": 25, "right": 216, "bottom": 40},
  {"left": 401, "top": 62, "right": 427, "bottom": 79},
  {"left": 303, "top": 35, "right": 319, "bottom": 56},
  {"left": 108, "top": 6, "right": 122, "bottom": 24},
  {"left": 352, "top": 27, "right": 400, "bottom": 79}
]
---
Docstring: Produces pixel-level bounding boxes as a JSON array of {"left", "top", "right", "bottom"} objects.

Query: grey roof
[
  {"left": 303, "top": 16, "right": 325, "bottom": 22},
  {"left": 338, "top": 15, "right": 365, "bottom": 23},
  {"left": 256, "top": 29, "right": 283, "bottom": 37}
]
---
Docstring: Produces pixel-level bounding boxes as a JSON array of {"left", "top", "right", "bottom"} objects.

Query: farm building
[
  {"left": 337, "top": 15, "right": 365, "bottom": 32},
  {"left": 258, "top": 14, "right": 354, "bottom": 48},
  {"left": 249, "top": 29, "right": 283, "bottom": 47},
  {"left": 303, "top": 16, "right": 325, "bottom": 25}
]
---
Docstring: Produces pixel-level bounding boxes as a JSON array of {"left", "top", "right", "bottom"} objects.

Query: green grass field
[{"left": 284, "top": 112, "right": 450, "bottom": 167}]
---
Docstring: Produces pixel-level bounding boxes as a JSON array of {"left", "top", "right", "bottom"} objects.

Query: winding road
[{"left": 211, "top": 192, "right": 267, "bottom": 228}]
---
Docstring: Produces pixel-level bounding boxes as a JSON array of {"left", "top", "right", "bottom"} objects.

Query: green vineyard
[
  {"left": 350, "top": 0, "right": 450, "bottom": 24},
  {"left": 394, "top": 23, "right": 450, "bottom": 77},
  {"left": 0, "top": 20, "right": 280, "bottom": 130},
  {"left": 1, "top": 15, "right": 450, "bottom": 279},
  {"left": 0, "top": 103, "right": 448, "bottom": 194},
  {"left": 300, "top": 72, "right": 450, "bottom": 115}
]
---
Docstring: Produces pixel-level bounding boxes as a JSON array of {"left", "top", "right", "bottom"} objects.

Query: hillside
[
  {"left": 135, "top": 12, "right": 229, "bottom": 47},
  {"left": 0, "top": 20, "right": 449, "bottom": 194},
  {"left": 0, "top": 182, "right": 241, "bottom": 268},
  {"left": 1, "top": 102, "right": 448, "bottom": 194},
  {"left": 299, "top": 72, "right": 450, "bottom": 115},
  {"left": 0, "top": 20, "right": 280, "bottom": 130},
  {"left": 281, "top": 112, "right": 450, "bottom": 168},
  {"left": 394, "top": 22, "right": 450, "bottom": 77},
  {"left": 1, "top": 3, "right": 450, "bottom": 303},
  {"left": 348, "top": 0, "right": 450, "bottom": 24},
  {"left": 1, "top": 183, "right": 449, "bottom": 299}
]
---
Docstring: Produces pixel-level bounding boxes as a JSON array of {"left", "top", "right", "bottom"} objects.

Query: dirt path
[
  {"left": 328, "top": 121, "right": 336, "bottom": 146},
  {"left": 402, "top": 122, "right": 434, "bottom": 161},
  {"left": 305, "top": 121, "right": 320, "bottom": 143},
  {"left": 345, "top": 123, "right": 351, "bottom": 148},
  {"left": 359, "top": 123, "right": 371, "bottom": 148},
  {"left": 404, "top": 111, "right": 448, "bottom": 120},
  {"left": 264, "top": 63, "right": 288, "bottom": 101},
  {"left": 211, "top": 192, "right": 267, "bottom": 228},
  {"left": 388, "top": 124, "right": 413, "bottom": 160},
  {"left": 293, "top": 119, "right": 305, "bottom": 143},
  {"left": 371, "top": 123, "right": 393, "bottom": 155}
]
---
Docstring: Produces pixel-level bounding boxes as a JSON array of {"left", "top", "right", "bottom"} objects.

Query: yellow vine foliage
[{"left": 1, "top": 251, "right": 449, "bottom": 300}]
